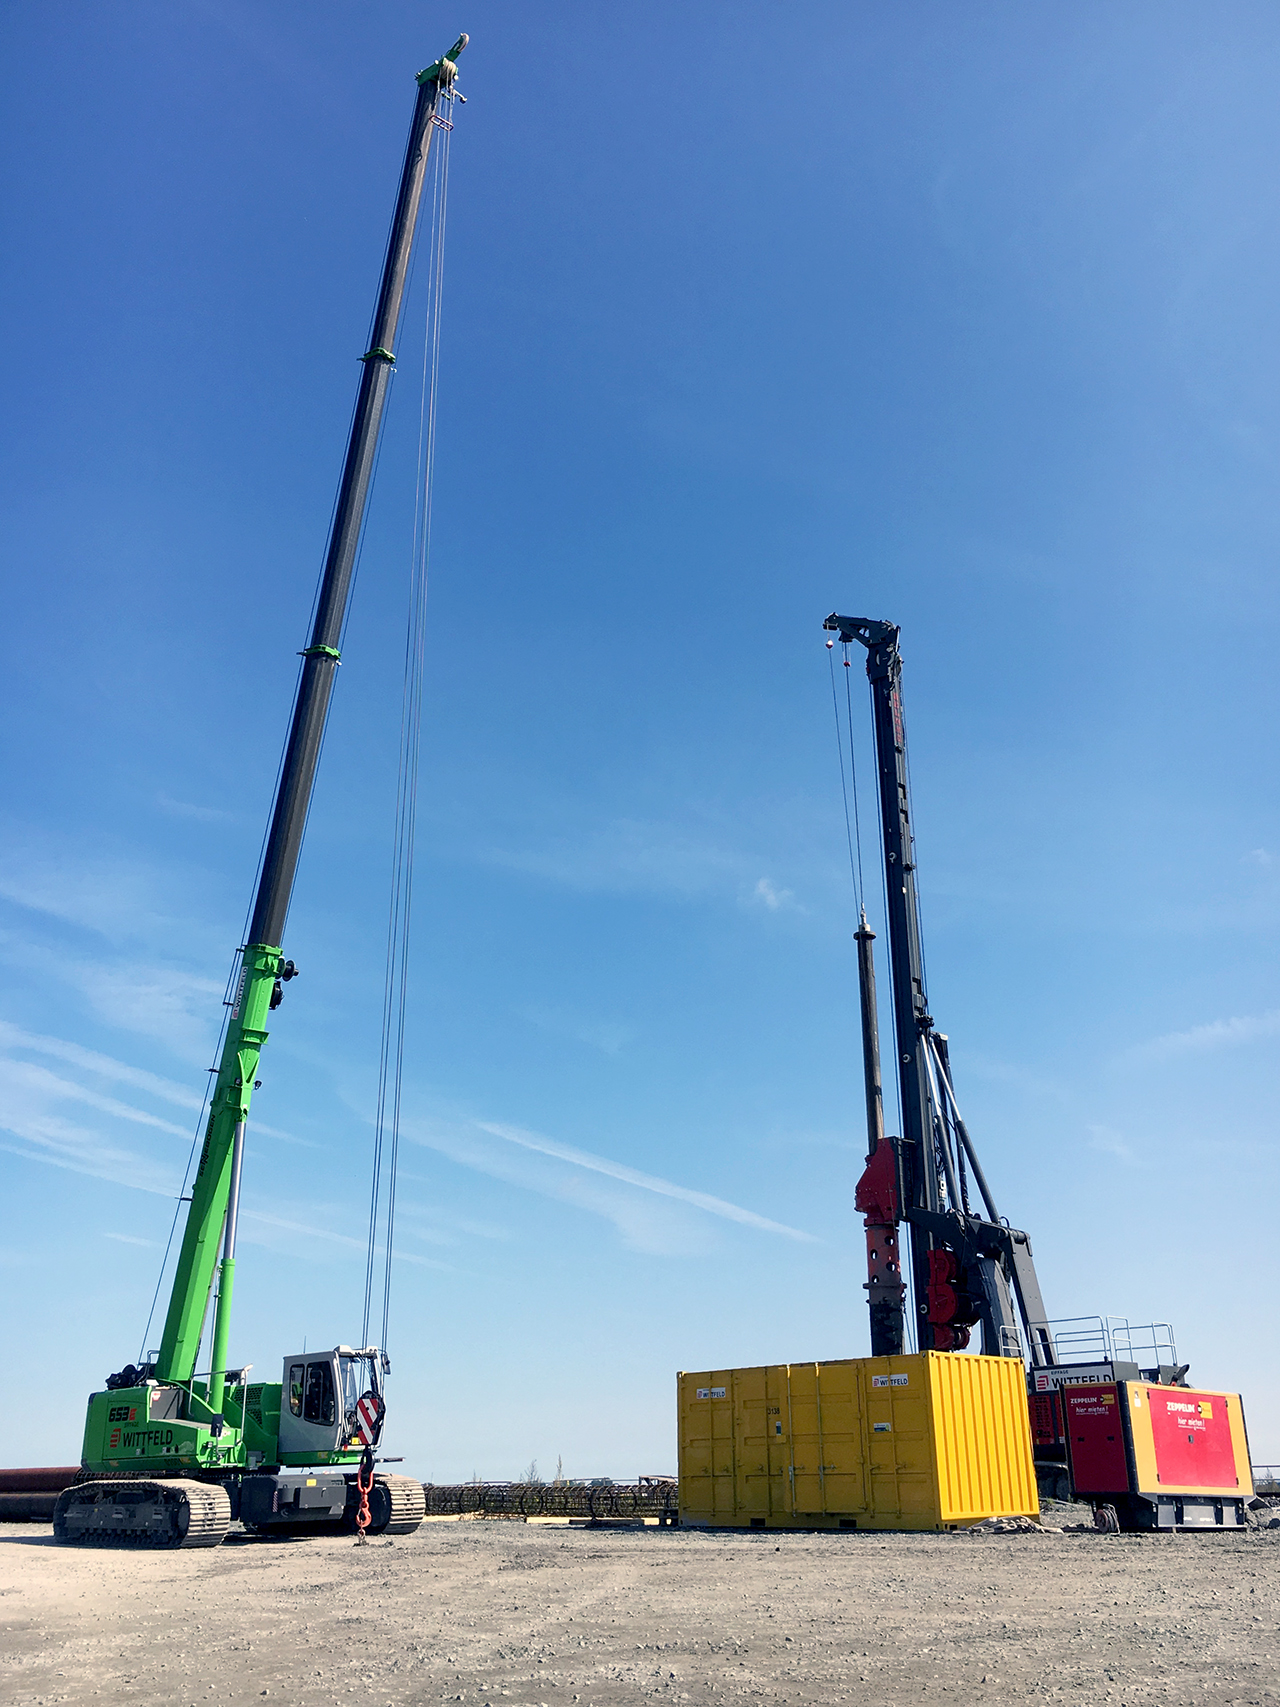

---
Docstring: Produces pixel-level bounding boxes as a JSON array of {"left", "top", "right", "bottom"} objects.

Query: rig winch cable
[
  {"left": 361, "top": 82, "right": 457, "bottom": 1355},
  {"left": 827, "top": 641, "right": 867, "bottom": 916}
]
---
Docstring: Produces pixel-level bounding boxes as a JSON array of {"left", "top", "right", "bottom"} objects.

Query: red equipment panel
[
  {"left": 1029, "top": 1390, "right": 1063, "bottom": 1450},
  {"left": 1063, "top": 1384, "right": 1129, "bottom": 1493},
  {"left": 1146, "top": 1388, "right": 1240, "bottom": 1489}
]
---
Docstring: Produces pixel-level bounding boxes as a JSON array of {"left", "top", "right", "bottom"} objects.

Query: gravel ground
[{"left": 3, "top": 1513, "right": 1278, "bottom": 1706}]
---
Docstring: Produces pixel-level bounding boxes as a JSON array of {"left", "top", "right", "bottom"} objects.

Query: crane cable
[
  {"left": 360, "top": 91, "right": 456, "bottom": 1354},
  {"left": 827, "top": 641, "right": 867, "bottom": 915}
]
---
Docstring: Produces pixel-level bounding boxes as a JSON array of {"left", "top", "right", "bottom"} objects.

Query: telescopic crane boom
[
  {"left": 53, "top": 38, "right": 467, "bottom": 1552},
  {"left": 825, "top": 614, "right": 1057, "bottom": 1369},
  {"left": 157, "top": 36, "right": 466, "bottom": 1412}
]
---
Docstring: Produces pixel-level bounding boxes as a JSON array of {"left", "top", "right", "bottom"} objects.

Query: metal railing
[
  {"left": 1022, "top": 1317, "right": 1177, "bottom": 1367},
  {"left": 998, "top": 1324, "right": 1025, "bottom": 1360}
]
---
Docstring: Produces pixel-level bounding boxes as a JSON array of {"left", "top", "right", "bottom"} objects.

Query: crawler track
[
  {"left": 373, "top": 1472, "right": 427, "bottom": 1535},
  {"left": 53, "top": 1478, "right": 231, "bottom": 1548}
]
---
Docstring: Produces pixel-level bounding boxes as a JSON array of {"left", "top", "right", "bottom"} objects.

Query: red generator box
[{"left": 1063, "top": 1381, "right": 1253, "bottom": 1530}]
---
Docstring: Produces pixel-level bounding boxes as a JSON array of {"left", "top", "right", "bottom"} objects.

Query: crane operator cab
[
  {"left": 236, "top": 1343, "right": 424, "bottom": 1538},
  {"left": 277, "top": 1345, "right": 387, "bottom": 1458}
]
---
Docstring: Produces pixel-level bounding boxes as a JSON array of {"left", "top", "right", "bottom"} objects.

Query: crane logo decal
[{"left": 107, "top": 1426, "right": 175, "bottom": 1451}]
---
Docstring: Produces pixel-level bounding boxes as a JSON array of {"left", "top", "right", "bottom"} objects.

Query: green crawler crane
[{"left": 54, "top": 36, "right": 467, "bottom": 1550}]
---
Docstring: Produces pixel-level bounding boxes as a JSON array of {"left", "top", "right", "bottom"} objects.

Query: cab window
[
  {"left": 288, "top": 1363, "right": 304, "bottom": 1418},
  {"left": 304, "top": 1360, "right": 335, "bottom": 1425}
]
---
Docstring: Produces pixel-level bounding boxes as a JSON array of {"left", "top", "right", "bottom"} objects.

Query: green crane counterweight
[{"left": 54, "top": 37, "right": 468, "bottom": 1551}]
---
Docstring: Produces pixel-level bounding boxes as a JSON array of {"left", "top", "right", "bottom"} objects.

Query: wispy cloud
[
  {"left": 0, "top": 1011, "right": 340, "bottom": 1227},
  {"left": 1087, "top": 1123, "right": 1138, "bottom": 1165},
  {"left": 248, "top": 1120, "right": 320, "bottom": 1149},
  {"left": 0, "top": 938, "right": 223, "bottom": 1064},
  {"left": 409, "top": 1115, "right": 814, "bottom": 1255},
  {"left": 104, "top": 1232, "right": 156, "bottom": 1247},
  {"left": 963, "top": 1055, "right": 1067, "bottom": 1102},
  {"left": 0, "top": 1057, "right": 192, "bottom": 1140},
  {"left": 392, "top": 1181, "right": 511, "bottom": 1245},
  {"left": 0, "top": 835, "right": 193, "bottom": 941},
  {"left": 0, "top": 827, "right": 237, "bottom": 1060},
  {"left": 474, "top": 813, "right": 815, "bottom": 917},
  {"left": 520, "top": 1004, "right": 635, "bottom": 1056},
  {"left": 64, "top": 959, "right": 223, "bottom": 1063},
  {"left": 0, "top": 1020, "right": 204, "bottom": 1109},
  {"left": 242, "top": 1210, "right": 366, "bottom": 1250},
  {"left": 754, "top": 1125, "right": 859, "bottom": 1154},
  {"left": 0, "top": 1118, "right": 178, "bottom": 1197},
  {"left": 749, "top": 876, "right": 797, "bottom": 912},
  {"left": 478, "top": 816, "right": 760, "bottom": 900},
  {"left": 241, "top": 1210, "right": 453, "bottom": 1270},
  {"left": 0, "top": 1018, "right": 194, "bottom": 1194},
  {"left": 1134, "top": 1009, "right": 1280, "bottom": 1058},
  {"left": 156, "top": 793, "right": 232, "bottom": 824},
  {"left": 480, "top": 1122, "right": 813, "bottom": 1239}
]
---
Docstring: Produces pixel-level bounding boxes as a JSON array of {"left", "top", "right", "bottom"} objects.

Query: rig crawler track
[
  {"left": 53, "top": 1478, "right": 231, "bottom": 1548},
  {"left": 372, "top": 1473, "right": 427, "bottom": 1534}
]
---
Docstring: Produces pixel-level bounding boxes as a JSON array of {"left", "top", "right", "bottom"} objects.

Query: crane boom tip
[{"left": 418, "top": 33, "right": 469, "bottom": 86}]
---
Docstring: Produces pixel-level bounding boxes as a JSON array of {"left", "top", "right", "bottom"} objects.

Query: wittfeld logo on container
[
  {"left": 695, "top": 1387, "right": 726, "bottom": 1400},
  {"left": 872, "top": 1375, "right": 909, "bottom": 1388}
]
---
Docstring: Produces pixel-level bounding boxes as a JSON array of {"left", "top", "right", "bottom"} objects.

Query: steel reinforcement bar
[{"left": 421, "top": 1480, "right": 678, "bottom": 1521}]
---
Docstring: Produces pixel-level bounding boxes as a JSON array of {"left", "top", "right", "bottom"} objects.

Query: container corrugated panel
[
  {"left": 677, "top": 1351, "right": 1038, "bottom": 1531},
  {"left": 927, "top": 1348, "right": 1039, "bottom": 1523}
]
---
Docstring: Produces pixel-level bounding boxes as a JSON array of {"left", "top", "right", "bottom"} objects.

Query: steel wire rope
[
  {"left": 380, "top": 100, "right": 455, "bottom": 1351},
  {"left": 840, "top": 643, "right": 869, "bottom": 915},
  {"left": 362, "top": 95, "right": 455, "bottom": 1354},
  {"left": 353, "top": 132, "right": 437, "bottom": 1348},
  {"left": 827, "top": 646, "right": 862, "bottom": 914},
  {"left": 135, "top": 82, "right": 424, "bottom": 1363}
]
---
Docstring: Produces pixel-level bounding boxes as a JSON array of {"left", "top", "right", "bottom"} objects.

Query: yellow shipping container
[{"left": 677, "top": 1351, "right": 1039, "bottom": 1531}]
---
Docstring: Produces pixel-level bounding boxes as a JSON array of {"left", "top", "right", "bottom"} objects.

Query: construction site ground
[{"left": 3, "top": 1509, "right": 1278, "bottom": 1707}]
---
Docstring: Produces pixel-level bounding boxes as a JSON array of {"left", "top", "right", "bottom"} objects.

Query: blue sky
[{"left": 4, "top": 1, "right": 1280, "bottom": 1477}]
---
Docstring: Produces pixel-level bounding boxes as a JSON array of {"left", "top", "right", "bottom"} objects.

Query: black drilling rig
[{"left": 825, "top": 614, "right": 1057, "bottom": 1366}]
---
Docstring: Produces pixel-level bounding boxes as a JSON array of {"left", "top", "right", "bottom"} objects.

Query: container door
[
  {"left": 810, "top": 1362, "right": 867, "bottom": 1518},
  {"left": 864, "top": 1356, "right": 934, "bottom": 1524},
  {"left": 677, "top": 1372, "right": 735, "bottom": 1524},
  {"left": 928, "top": 1351, "right": 1038, "bottom": 1523},
  {"left": 733, "top": 1366, "right": 774, "bottom": 1522},
  {"left": 1063, "top": 1383, "right": 1130, "bottom": 1495},
  {"left": 786, "top": 1365, "right": 825, "bottom": 1516}
]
